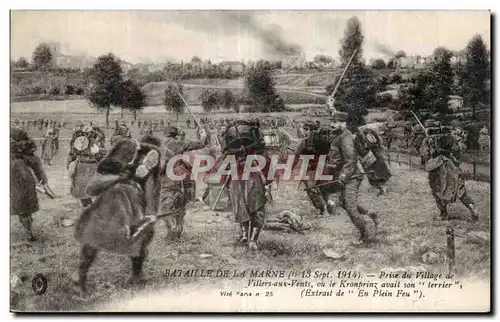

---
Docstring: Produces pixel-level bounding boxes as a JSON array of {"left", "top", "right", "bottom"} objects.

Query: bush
[
  {"left": 65, "top": 85, "right": 75, "bottom": 95},
  {"left": 49, "top": 86, "right": 61, "bottom": 95},
  {"left": 75, "top": 87, "right": 85, "bottom": 95}
]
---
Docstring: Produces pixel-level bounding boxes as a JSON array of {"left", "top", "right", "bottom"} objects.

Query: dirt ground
[{"left": 10, "top": 116, "right": 491, "bottom": 312}]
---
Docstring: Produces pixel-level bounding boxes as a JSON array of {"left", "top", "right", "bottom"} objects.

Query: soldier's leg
[
  {"left": 341, "top": 179, "right": 374, "bottom": 242},
  {"left": 429, "top": 173, "right": 448, "bottom": 220},
  {"left": 239, "top": 220, "right": 250, "bottom": 243},
  {"left": 129, "top": 228, "right": 154, "bottom": 283},
  {"left": 457, "top": 184, "right": 479, "bottom": 222},
  {"left": 174, "top": 207, "right": 186, "bottom": 239},
  {"left": 304, "top": 180, "right": 328, "bottom": 215},
  {"left": 71, "top": 244, "right": 99, "bottom": 293},
  {"left": 248, "top": 210, "right": 265, "bottom": 251},
  {"left": 18, "top": 213, "right": 36, "bottom": 242}
]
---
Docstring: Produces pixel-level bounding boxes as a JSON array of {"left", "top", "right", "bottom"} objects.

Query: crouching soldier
[
  {"left": 72, "top": 137, "right": 162, "bottom": 294},
  {"left": 159, "top": 126, "right": 208, "bottom": 240},
  {"left": 323, "top": 110, "right": 379, "bottom": 244},
  {"left": 10, "top": 128, "right": 49, "bottom": 241},
  {"left": 420, "top": 124, "right": 479, "bottom": 222}
]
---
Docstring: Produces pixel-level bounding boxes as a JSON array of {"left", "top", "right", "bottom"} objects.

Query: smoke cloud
[
  {"left": 139, "top": 11, "right": 303, "bottom": 58},
  {"left": 372, "top": 41, "right": 396, "bottom": 57}
]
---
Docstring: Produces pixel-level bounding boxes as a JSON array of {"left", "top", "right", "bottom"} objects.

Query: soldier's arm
[
  {"left": 338, "top": 133, "right": 357, "bottom": 183},
  {"left": 182, "top": 138, "right": 207, "bottom": 152},
  {"left": 24, "top": 154, "right": 48, "bottom": 184}
]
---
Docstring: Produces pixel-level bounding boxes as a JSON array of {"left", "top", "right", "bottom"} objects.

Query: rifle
[
  {"left": 173, "top": 85, "right": 201, "bottom": 129},
  {"left": 411, "top": 110, "right": 428, "bottom": 137},
  {"left": 327, "top": 48, "right": 358, "bottom": 110},
  {"left": 35, "top": 182, "right": 57, "bottom": 199}
]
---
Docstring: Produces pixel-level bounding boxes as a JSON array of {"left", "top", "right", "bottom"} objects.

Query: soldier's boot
[
  {"left": 248, "top": 226, "right": 261, "bottom": 251},
  {"left": 326, "top": 199, "right": 337, "bottom": 216},
  {"left": 376, "top": 185, "right": 387, "bottom": 196},
  {"left": 238, "top": 221, "right": 250, "bottom": 243},
  {"left": 81, "top": 198, "right": 92, "bottom": 208},
  {"left": 306, "top": 189, "right": 328, "bottom": 216},
  {"left": 19, "top": 214, "right": 36, "bottom": 242},
  {"left": 128, "top": 253, "right": 147, "bottom": 285},
  {"left": 71, "top": 244, "right": 98, "bottom": 294},
  {"left": 175, "top": 213, "right": 185, "bottom": 240},
  {"left": 466, "top": 203, "right": 479, "bottom": 223},
  {"left": 163, "top": 216, "right": 175, "bottom": 241}
]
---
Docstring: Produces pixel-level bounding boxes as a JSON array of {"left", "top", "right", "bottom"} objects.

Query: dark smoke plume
[
  {"left": 139, "top": 11, "right": 303, "bottom": 58},
  {"left": 373, "top": 41, "right": 396, "bottom": 57}
]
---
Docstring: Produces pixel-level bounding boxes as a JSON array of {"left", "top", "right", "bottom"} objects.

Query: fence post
[
  {"left": 409, "top": 154, "right": 412, "bottom": 170},
  {"left": 473, "top": 160, "right": 477, "bottom": 181},
  {"left": 397, "top": 153, "right": 401, "bottom": 166},
  {"left": 446, "top": 226, "right": 455, "bottom": 274}
]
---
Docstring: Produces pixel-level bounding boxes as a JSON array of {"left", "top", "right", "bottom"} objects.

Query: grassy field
[{"left": 10, "top": 119, "right": 491, "bottom": 312}]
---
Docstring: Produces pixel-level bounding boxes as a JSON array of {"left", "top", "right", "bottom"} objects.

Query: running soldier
[
  {"left": 420, "top": 121, "right": 479, "bottom": 222},
  {"left": 319, "top": 109, "right": 379, "bottom": 243},
  {"left": 158, "top": 125, "right": 208, "bottom": 240},
  {"left": 354, "top": 125, "right": 392, "bottom": 196},
  {"left": 293, "top": 121, "right": 336, "bottom": 216},
  {"left": 11, "top": 127, "right": 49, "bottom": 241},
  {"left": 72, "top": 137, "right": 162, "bottom": 293},
  {"left": 67, "top": 124, "right": 107, "bottom": 208}
]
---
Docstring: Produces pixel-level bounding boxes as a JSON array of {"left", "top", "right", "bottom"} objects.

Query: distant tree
[
  {"left": 118, "top": 79, "right": 146, "bottom": 121},
  {"left": 86, "top": 53, "right": 124, "bottom": 127},
  {"left": 462, "top": 35, "right": 490, "bottom": 120},
  {"left": 64, "top": 85, "right": 75, "bottom": 95},
  {"left": 329, "top": 16, "right": 375, "bottom": 129},
  {"left": 245, "top": 62, "right": 285, "bottom": 113},
  {"left": 395, "top": 50, "right": 407, "bottom": 59},
  {"left": 32, "top": 43, "right": 53, "bottom": 70},
  {"left": 15, "top": 57, "right": 29, "bottom": 69},
  {"left": 200, "top": 89, "right": 220, "bottom": 112},
  {"left": 371, "top": 59, "right": 386, "bottom": 69},
  {"left": 221, "top": 89, "right": 238, "bottom": 112},
  {"left": 426, "top": 47, "right": 454, "bottom": 116},
  {"left": 163, "top": 83, "right": 185, "bottom": 121}
]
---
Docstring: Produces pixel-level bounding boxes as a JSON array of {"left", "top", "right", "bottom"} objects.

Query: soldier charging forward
[{"left": 420, "top": 119, "right": 479, "bottom": 222}]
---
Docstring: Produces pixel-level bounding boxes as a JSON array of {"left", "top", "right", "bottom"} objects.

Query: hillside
[{"left": 11, "top": 71, "right": 88, "bottom": 97}]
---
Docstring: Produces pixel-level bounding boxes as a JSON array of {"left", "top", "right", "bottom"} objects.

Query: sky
[{"left": 10, "top": 10, "right": 491, "bottom": 64}]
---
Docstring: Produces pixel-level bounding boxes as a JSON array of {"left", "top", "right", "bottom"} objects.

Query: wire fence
[{"left": 386, "top": 149, "right": 490, "bottom": 182}]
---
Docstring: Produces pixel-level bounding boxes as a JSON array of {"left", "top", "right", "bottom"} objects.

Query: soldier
[
  {"left": 354, "top": 125, "right": 392, "bottom": 196},
  {"left": 72, "top": 137, "right": 162, "bottom": 293},
  {"left": 67, "top": 124, "right": 106, "bottom": 208},
  {"left": 111, "top": 121, "right": 132, "bottom": 145},
  {"left": 478, "top": 125, "right": 490, "bottom": 153},
  {"left": 11, "top": 127, "right": 49, "bottom": 241},
  {"left": 158, "top": 125, "right": 208, "bottom": 240},
  {"left": 411, "top": 122, "right": 426, "bottom": 154},
  {"left": 41, "top": 127, "right": 56, "bottom": 165},
  {"left": 293, "top": 121, "right": 336, "bottom": 216},
  {"left": 420, "top": 122, "right": 479, "bottom": 222},
  {"left": 382, "top": 119, "right": 396, "bottom": 150},
  {"left": 223, "top": 120, "right": 273, "bottom": 251},
  {"left": 321, "top": 110, "right": 379, "bottom": 243}
]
